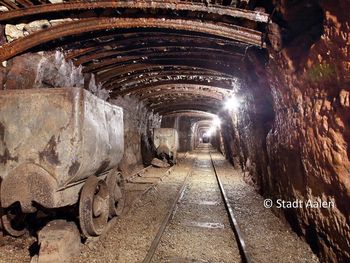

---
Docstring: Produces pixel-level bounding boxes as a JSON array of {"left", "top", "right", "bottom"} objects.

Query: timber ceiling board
[{"left": 0, "top": 0, "right": 268, "bottom": 114}]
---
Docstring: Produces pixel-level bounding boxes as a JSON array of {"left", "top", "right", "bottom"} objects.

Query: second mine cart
[{"left": 153, "top": 128, "right": 179, "bottom": 165}]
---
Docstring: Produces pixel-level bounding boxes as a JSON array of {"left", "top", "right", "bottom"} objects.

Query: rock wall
[
  {"left": 111, "top": 96, "right": 161, "bottom": 175},
  {"left": 225, "top": 1, "right": 350, "bottom": 262},
  {"left": 265, "top": 2, "right": 350, "bottom": 261},
  {"left": 0, "top": 51, "right": 108, "bottom": 99}
]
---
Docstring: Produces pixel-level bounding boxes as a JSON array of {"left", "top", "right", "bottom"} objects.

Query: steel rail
[
  {"left": 142, "top": 159, "right": 194, "bottom": 263},
  {"left": 143, "top": 148, "right": 251, "bottom": 262},
  {"left": 209, "top": 151, "right": 252, "bottom": 263}
]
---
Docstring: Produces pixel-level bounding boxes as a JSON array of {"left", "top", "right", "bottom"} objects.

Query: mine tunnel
[{"left": 0, "top": 0, "right": 349, "bottom": 262}]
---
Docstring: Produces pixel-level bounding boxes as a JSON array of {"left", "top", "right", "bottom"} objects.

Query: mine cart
[
  {"left": 0, "top": 88, "right": 125, "bottom": 238},
  {"left": 153, "top": 128, "right": 179, "bottom": 165}
]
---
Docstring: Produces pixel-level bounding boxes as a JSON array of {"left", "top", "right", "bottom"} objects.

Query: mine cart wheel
[
  {"left": 106, "top": 172, "right": 125, "bottom": 218},
  {"left": 1, "top": 204, "right": 27, "bottom": 237},
  {"left": 169, "top": 156, "right": 176, "bottom": 166},
  {"left": 79, "top": 176, "right": 109, "bottom": 238}
]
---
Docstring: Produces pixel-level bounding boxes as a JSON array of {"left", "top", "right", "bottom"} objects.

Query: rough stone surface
[
  {"left": 4, "top": 18, "right": 71, "bottom": 42},
  {"left": 111, "top": 96, "right": 161, "bottom": 175},
  {"left": 5, "top": 24, "right": 25, "bottom": 42},
  {"left": 23, "top": 20, "right": 51, "bottom": 35},
  {"left": 0, "top": 6, "right": 9, "bottom": 12},
  {"left": 223, "top": 1, "right": 350, "bottom": 262},
  {"left": 151, "top": 158, "right": 170, "bottom": 168},
  {"left": 3, "top": 51, "right": 108, "bottom": 100},
  {"left": 5, "top": 53, "right": 43, "bottom": 90},
  {"left": 38, "top": 220, "right": 81, "bottom": 263}
]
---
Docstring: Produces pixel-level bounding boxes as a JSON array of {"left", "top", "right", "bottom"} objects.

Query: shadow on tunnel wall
[{"left": 141, "top": 133, "right": 157, "bottom": 166}]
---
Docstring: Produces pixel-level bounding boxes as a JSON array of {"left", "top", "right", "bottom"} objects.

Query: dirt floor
[
  {"left": 211, "top": 152, "right": 319, "bottom": 263},
  {"left": 152, "top": 151, "right": 240, "bottom": 262},
  {"left": 0, "top": 149, "right": 319, "bottom": 263}
]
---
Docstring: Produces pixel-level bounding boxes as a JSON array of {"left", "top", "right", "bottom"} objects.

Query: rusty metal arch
[
  {"left": 134, "top": 83, "right": 230, "bottom": 100},
  {"left": 113, "top": 83, "right": 234, "bottom": 97},
  {"left": 73, "top": 45, "right": 245, "bottom": 66},
  {"left": 97, "top": 58, "right": 244, "bottom": 86},
  {"left": 83, "top": 51, "right": 244, "bottom": 75},
  {"left": 155, "top": 104, "right": 220, "bottom": 114},
  {"left": 148, "top": 94, "right": 222, "bottom": 105},
  {"left": 0, "top": 1, "right": 269, "bottom": 23},
  {"left": 150, "top": 98, "right": 221, "bottom": 109},
  {"left": 109, "top": 70, "right": 235, "bottom": 89},
  {"left": 140, "top": 91, "right": 223, "bottom": 101},
  {"left": 163, "top": 110, "right": 216, "bottom": 118},
  {"left": 104, "top": 68, "right": 237, "bottom": 91},
  {"left": 0, "top": 17, "right": 264, "bottom": 62},
  {"left": 108, "top": 77, "right": 238, "bottom": 95},
  {"left": 65, "top": 31, "right": 249, "bottom": 62}
]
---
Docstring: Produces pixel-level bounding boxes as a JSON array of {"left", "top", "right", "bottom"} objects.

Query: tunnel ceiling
[{"left": 0, "top": 0, "right": 269, "bottom": 115}]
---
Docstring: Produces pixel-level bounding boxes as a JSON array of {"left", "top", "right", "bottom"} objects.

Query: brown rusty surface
[
  {"left": 148, "top": 97, "right": 221, "bottom": 108},
  {"left": 102, "top": 66, "right": 237, "bottom": 89},
  {"left": 105, "top": 65, "right": 236, "bottom": 87},
  {"left": 107, "top": 69, "right": 233, "bottom": 84},
  {"left": 1, "top": 163, "right": 57, "bottom": 212},
  {"left": 74, "top": 46, "right": 244, "bottom": 66},
  {"left": 135, "top": 85, "right": 229, "bottom": 101},
  {"left": 0, "top": 1, "right": 269, "bottom": 23},
  {"left": 89, "top": 57, "right": 240, "bottom": 79},
  {"left": 0, "top": 88, "right": 124, "bottom": 209},
  {"left": 156, "top": 105, "right": 220, "bottom": 114},
  {"left": 107, "top": 73, "right": 235, "bottom": 91},
  {"left": 68, "top": 161, "right": 81, "bottom": 177},
  {"left": 115, "top": 83, "right": 233, "bottom": 97},
  {"left": 65, "top": 32, "right": 248, "bottom": 62},
  {"left": 97, "top": 60, "right": 242, "bottom": 86},
  {"left": 83, "top": 52, "right": 243, "bottom": 76},
  {"left": 0, "top": 0, "right": 20, "bottom": 10},
  {"left": 162, "top": 111, "right": 216, "bottom": 118},
  {"left": 151, "top": 101, "right": 221, "bottom": 113},
  {"left": 0, "top": 17, "right": 264, "bottom": 62},
  {"left": 38, "top": 135, "right": 61, "bottom": 166}
]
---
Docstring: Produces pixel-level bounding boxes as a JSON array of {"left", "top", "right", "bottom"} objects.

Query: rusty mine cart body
[
  {"left": 153, "top": 128, "right": 179, "bottom": 165},
  {"left": 0, "top": 88, "right": 125, "bottom": 238}
]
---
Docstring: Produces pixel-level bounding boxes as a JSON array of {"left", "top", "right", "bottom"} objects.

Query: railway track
[{"left": 142, "top": 144, "right": 251, "bottom": 263}]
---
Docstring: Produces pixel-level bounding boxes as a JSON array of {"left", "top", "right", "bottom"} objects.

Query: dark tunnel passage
[{"left": 0, "top": 1, "right": 349, "bottom": 262}]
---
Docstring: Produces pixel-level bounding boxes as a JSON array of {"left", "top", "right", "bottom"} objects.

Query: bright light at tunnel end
[
  {"left": 212, "top": 116, "right": 221, "bottom": 127},
  {"left": 205, "top": 116, "right": 221, "bottom": 137},
  {"left": 224, "top": 96, "right": 240, "bottom": 112}
]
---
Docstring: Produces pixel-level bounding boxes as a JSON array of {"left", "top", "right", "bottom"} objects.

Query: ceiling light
[{"left": 224, "top": 96, "right": 240, "bottom": 112}]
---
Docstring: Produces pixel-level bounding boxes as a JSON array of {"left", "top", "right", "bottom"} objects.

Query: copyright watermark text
[{"left": 263, "top": 199, "right": 334, "bottom": 209}]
